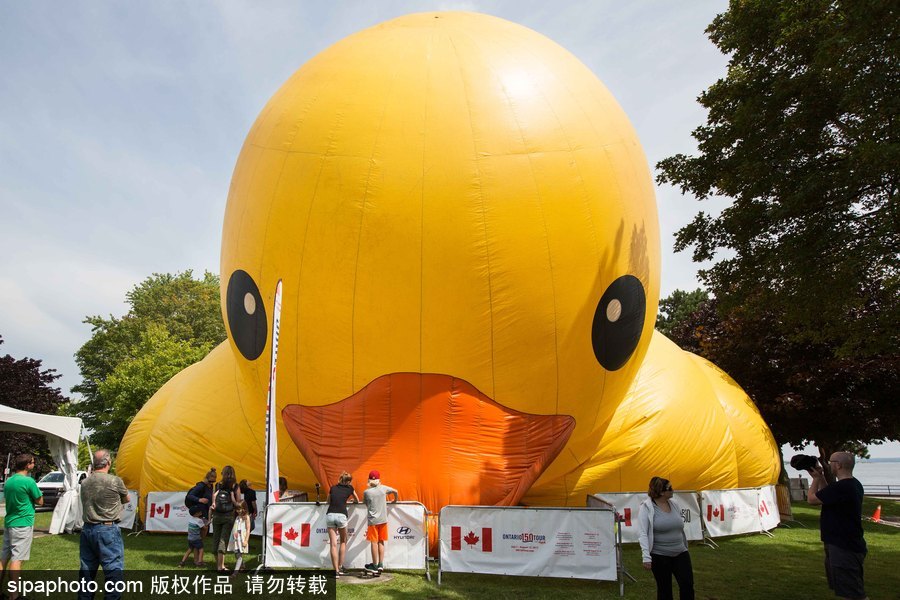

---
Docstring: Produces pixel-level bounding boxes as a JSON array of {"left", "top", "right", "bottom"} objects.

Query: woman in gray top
[{"left": 637, "top": 477, "right": 694, "bottom": 600}]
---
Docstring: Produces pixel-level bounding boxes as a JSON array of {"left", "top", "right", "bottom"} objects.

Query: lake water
[{"left": 784, "top": 459, "right": 900, "bottom": 488}]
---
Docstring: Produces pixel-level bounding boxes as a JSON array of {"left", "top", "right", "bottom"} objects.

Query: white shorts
[
  {"left": 1, "top": 526, "right": 34, "bottom": 562},
  {"left": 325, "top": 513, "right": 348, "bottom": 529}
]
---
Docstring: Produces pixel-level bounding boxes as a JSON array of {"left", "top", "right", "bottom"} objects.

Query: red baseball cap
[{"left": 368, "top": 470, "right": 380, "bottom": 480}]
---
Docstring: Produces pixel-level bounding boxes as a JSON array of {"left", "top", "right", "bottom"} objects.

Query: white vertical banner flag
[
  {"left": 588, "top": 492, "right": 703, "bottom": 543},
  {"left": 439, "top": 506, "right": 617, "bottom": 581},
  {"left": 701, "top": 488, "right": 762, "bottom": 537},
  {"left": 758, "top": 485, "right": 781, "bottom": 532},
  {"left": 265, "top": 279, "right": 283, "bottom": 506},
  {"left": 264, "top": 502, "right": 427, "bottom": 569}
]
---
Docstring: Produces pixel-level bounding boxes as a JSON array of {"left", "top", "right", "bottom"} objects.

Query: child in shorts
[
  {"left": 180, "top": 505, "right": 208, "bottom": 567},
  {"left": 362, "top": 470, "right": 398, "bottom": 574}
]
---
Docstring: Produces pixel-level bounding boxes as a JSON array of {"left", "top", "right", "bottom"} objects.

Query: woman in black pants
[
  {"left": 638, "top": 476, "right": 694, "bottom": 600},
  {"left": 210, "top": 465, "right": 242, "bottom": 573}
]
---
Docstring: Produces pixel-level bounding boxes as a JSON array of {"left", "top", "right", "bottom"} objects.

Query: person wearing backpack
[
  {"left": 210, "top": 465, "right": 242, "bottom": 573},
  {"left": 185, "top": 468, "right": 216, "bottom": 519}
]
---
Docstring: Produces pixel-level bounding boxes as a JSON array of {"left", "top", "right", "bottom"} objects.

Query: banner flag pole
[{"left": 260, "top": 279, "right": 284, "bottom": 570}]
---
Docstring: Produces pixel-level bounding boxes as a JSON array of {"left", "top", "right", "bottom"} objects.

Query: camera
[{"left": 790, "top": 454, "right": 819, "bottom": 471}]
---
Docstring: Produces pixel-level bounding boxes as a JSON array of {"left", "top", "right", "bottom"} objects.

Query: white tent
[{"left": 0, "top": 404, "right": 84, "bottom": 534}]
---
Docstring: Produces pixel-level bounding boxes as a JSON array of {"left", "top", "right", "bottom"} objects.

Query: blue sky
[{"left": 1, "top": 1, "right": 895, "bottom": 458}]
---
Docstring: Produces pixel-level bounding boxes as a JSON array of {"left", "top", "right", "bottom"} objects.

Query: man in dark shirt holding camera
[{"left": 807, "top": 451, "right": 868, "bottom": 600}]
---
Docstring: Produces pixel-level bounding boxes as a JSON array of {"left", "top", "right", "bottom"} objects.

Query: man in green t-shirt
[{"left": 1, "top": 453, "right": 44, "bottom": 600}]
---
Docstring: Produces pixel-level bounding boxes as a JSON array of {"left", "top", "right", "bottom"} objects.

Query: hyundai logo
[{"left": 396, "top": 526, "right": 411, "bottom": 535}]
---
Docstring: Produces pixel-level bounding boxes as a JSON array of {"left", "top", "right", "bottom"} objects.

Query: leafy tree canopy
[
  {"left": 0, "top": 335, "right": 70, "bottom": 477},
  {"left": 656, "top": 288, "right": 709, "bottom": 338},
  {"left": 657, "top": 0, "right": 899, "bottom": 357},
  {"left": 68, "top": 271, "right": 225, "bottom": 450}
]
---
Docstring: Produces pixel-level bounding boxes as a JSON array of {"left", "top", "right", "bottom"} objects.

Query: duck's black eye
[
  {"left": 591, "top": 275, "right": 646, "bottom": 371},
  {"left": 226, "top": 270, "right": 267, "bottom": 361}
]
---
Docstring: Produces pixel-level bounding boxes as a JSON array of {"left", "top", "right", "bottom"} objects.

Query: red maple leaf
[
  {"left": 156, "top": 506, "right": 164, "bottom": 514},
  {"left": 463, "top": 531, "right": 479, "bottom": 546},
  {"left": 284, "top": 527, "right": 299, "bottom": 541}
]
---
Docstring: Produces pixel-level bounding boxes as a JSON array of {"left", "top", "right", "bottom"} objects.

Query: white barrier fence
[
  {"left": 264, "top": 502, "right": 427, "bottom": 571},
  {"left": 438, "top": 506, "right": 617, "bottom": 583},
  {"left": 119, "top": 490, "right": 139, "bottom": 530},
  {"left": 588, "top": 485, "right": 780, "bottom": 542},
  {"left": 145, "top": 491, "right": 192, "bottom": 532},
  {"left": 144, "top": 491, "right": 266, "bottom": 534},
  {"left": 759, "top": 485, "right": 780, "bottom": 531},
  {"left": 587, "top": 492, "right": 703, "bottom": 543},
  {"left": 701, "top": 487, "right": 780, "bottom": 537}
]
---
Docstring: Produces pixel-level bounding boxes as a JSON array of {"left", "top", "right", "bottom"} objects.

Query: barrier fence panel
[
  {"left": 251, "top": 498, "right": 267, "bottom": 536},
  {"left": 758, "top": 485, "right": 781, "bottom": 532},
  {"left": 674, "top": 492, "right": 704, "bottom": 541},
  {"left": 588, "top": 492, "right": 703, "bottom": 543},
  {"left": 774, "top": 484, "right": 794, "bottom": 521},
  {"left": 145, "top": 491, "right": 192, "bottom": 532},
  {"left": 439, "top": 506, "right": 617, "bottom": 582},
  {"left": 701, "top": 488, "right": 762, "bottom": 537},
  {"left": 264, "top": 502, "right": 427, "bottom": 570},
  {"left": 119, "top": 490, "right": 138, "bottom": 530},
  {"left": 143, "top": 491, "right": 268, "bottom": 535}
]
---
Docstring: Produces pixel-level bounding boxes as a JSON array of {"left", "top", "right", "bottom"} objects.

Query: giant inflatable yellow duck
[{"left": 118, "top": 12, "right": 779, "bottom": 510}]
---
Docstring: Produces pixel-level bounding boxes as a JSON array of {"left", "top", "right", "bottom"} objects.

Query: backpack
[
  {"left": 214, "top": 486, "right": 234, "bottom": 513},
  {"left": 185, "top": 482, "right": 204, "bottom": 509}
]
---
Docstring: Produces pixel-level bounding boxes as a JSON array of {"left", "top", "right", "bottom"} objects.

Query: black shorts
[{"left": 824, "top": 543, "right": 866, "bottom": 599}]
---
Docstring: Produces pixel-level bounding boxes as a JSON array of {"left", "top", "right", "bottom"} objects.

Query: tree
[
  {"left": 0, "top": 335, "right": 70, "bottom": 477},
  {"left": 656, "top": 288, "right": 709, "bottom": 338},
  {"left": 69, "top": 271, "right": 225, "bottom": 449},
  {"left": 96, "top": 324, "right": 213, "bottom": 449},
  {"left": 655, "top": 0, "right": 899, "bottom": 458},
  {"left": 657, "top": 0, "right": 899, "bottom": 357}
]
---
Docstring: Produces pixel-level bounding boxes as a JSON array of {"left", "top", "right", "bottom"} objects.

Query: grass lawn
[{"left": 2, "top": 498, "right": 898, "bottom": 599}]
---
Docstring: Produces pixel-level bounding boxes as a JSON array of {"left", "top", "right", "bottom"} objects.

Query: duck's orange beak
[{"left": 283, "top": 373, "right": 574, "bottom": 511}]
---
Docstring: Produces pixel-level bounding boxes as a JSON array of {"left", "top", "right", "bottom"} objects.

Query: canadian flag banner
[
  {"left": 144, "top": 491, "right": 191, "bottom": 533},
  {"left": 707, "top": 504, "right": 725, "bottom": 522},
  {"left": 440, "top": 506, "right": 617, "bottom": 581},
  {"left": 265, "top": 501, "right": 427, "bottom": 570},
  {"left": 141, "top": 491, "right": 264, "bottom": 535},
  {"left": 450, "top": 526, "right": 493, "bottom": 552},
  {"left": 272, "top": 522, "right": 310, "bottom": 547},
  {"left": 701, "top": 489, "right": 763, "bottom": 538},
  {"left": 587, "top": 492, "right": 703, "bottom": 543}
]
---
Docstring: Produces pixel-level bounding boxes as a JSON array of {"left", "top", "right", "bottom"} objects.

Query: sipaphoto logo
[{"left": 397, "top": 526, "right": 411, "bottom": 535}]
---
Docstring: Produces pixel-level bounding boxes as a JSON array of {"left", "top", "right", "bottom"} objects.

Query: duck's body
[{"left": 118, "top": 12, "right": 779, "bottom": 508}]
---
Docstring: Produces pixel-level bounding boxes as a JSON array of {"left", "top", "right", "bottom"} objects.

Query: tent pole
[{"left": 84, "top": 432, "right": 93, "bottom": 472}]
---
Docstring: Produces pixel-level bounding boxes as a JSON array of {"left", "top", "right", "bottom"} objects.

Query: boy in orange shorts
[{"left": 363, "top": 470, "right": 399, "bottom": 574}]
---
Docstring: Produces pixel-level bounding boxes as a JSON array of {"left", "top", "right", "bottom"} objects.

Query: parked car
[{"left": 37, "top": 470, "right": 88, "bottom": 508}]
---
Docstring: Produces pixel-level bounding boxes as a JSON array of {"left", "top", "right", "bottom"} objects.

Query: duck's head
[{"left": 220, "top": 12, "right": 659, "bottom": 510}]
